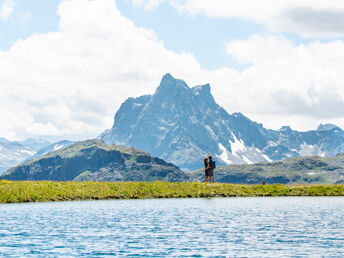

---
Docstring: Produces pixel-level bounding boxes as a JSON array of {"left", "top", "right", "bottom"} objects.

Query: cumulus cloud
[
  {"left": 0, "top": 0, "right": 344, "bottom": 141},
  {"left": 135, "top": 0, "right": 344, "bottom": 37},
  {"left": 278, "top": 7, "right": 344, "bottom": 37},
  {"left": 0, "top": 0, "right": 15, "bottom": 20},
  {"left": 224, "top": 34, "right": 344, "bottom": 128},
  {"left": 0, "top": 0, "right": 202, "bottom": 140}
]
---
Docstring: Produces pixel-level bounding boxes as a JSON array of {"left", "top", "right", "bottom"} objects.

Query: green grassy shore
[{"left": 1, "top": 180, "right": 344, "bottom": 203}]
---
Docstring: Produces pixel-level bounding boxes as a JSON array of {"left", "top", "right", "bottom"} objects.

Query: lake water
[{"left": 1, "top": 197, "right": 344, "bottom": 257}]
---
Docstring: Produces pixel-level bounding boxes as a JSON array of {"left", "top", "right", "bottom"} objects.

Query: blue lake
[{"left": 1, "top": 197, "right": 344, "bottom": 257}]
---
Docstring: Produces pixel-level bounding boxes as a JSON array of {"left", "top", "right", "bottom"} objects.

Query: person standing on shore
[
  {"left": 204, "top": 158, "right": 209, "bottom": 183},
  {"left": 207, "top": 156, "right": 215, "bottom": 183}
]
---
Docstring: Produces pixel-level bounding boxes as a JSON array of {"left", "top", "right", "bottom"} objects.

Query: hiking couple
[{"left": 204, "top": 156, "right": 215, "bottom": 183}]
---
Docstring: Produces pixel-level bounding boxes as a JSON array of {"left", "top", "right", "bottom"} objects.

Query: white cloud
[
  {"left": 0, "top": 0, "right": 202, "bottom": 140},
  {"left": 0, "top": 0, "right": 344, "bottom": 142},
  {"left": 222, "top": 34, "right": 344, "bottom": 129},
  {"left": 0, "top": 0, "right": 15, "bottom": 20},
  {"left": 135, "top": 0, "right": 344, "bottom": 37}
]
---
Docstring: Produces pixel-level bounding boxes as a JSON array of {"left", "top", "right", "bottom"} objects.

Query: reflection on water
[{"left": 1, "top": 197, "right": 344, "bottom": 256}]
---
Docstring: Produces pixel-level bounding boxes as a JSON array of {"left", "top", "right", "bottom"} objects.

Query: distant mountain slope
[
  {"left": 99, "top": 73, "right": 344, "bottom": 170},
  {"left": 1, "top": 140, "right": 189, "bottom": 182},
  {"left": 189, "top": 153, "right": 344, "bottom": 184},
  {"left": 0, "top": 138, "right": 68, "bottom": 175},
  {"left": 25, "top": 140, "right": 74, "bottom": 161},
  {"left": 18, "top": 138, "right": 51, "bottom": 151},
  {"left": 0, "top": 138, "right": 36, "bottom": 175}
]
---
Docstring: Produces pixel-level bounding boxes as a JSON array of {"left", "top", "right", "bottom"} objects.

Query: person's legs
[
  {"left": 205, "top": 175, "right": 208, "bottom": 183},
  {"left": 208, "top": 169, "right": 213, "bottom": 183},
  {"left": 211, "top": 176, "right": 215, "bottom": 183}
]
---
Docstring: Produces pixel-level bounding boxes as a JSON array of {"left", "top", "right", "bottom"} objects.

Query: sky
[{"left": 1, "top": 0, "right": 344, "bottom": 141}]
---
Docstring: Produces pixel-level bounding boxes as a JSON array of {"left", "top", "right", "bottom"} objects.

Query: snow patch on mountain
[
  {"left": 20, "top": 150, "right": 35, "bottom": 154},
  {"left": 218, "top": 143, "right": 232, "bottom": 165},
  {"left": 53, "top": 144, "right": 64, "bottom": 151},
  {"left": 263, "top": 154, "right": 272, "bottom": 162},
  {"left": 216, "top": 135, "right": 271, "bottom": 165},
  {"left": 230, "top": 134, "right": 246, "bottom": 156},
  {"left": 205, "top": 125, "right": 217, "bottom": 139}
]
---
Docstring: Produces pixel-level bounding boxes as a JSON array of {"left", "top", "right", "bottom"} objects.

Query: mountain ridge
[
  {"left": 1, "top": 139, "right": 189, "bottom": 182},
  {"left": 0, "top": 138, "right": 37, "bottom": 175},
  {"left": 100, "top": 73, "right": 344, "bottom": 170}
]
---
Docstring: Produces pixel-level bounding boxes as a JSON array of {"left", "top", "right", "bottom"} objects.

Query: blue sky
[
  {"left": 0, "top": 0, "right": 313, "bottom": 69},
  {"left": 1, "top": 0, "right": 344, "bottom": 140},
  {"left": 0, "top": 0, "right": 60, "bottom": 50},
  {"left": 116, "top": 1, "right": 264, "bottom": 70},
  {"left": 1, "top": 0, "right": 262, "bottom": 70}
]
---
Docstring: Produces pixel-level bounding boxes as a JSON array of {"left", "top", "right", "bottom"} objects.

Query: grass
[{"left": 1, "top": 180, "right": 344, "bottom": 203}]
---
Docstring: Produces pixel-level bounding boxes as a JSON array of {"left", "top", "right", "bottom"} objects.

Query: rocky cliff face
[
  {"left": 1, "top": 139, "right": 189, "bottom": 182},
  {"left": 99, "top": 73, "right": 344, "bottom": 170}
]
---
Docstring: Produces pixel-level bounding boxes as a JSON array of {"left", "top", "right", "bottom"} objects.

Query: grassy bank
[{"left": 1, "top": 180, "right": 344, "bottom": 203}]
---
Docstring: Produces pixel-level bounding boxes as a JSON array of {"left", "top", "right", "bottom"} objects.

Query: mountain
[
  {"left": 188, "top": 153, "right": 344, "bottom": 184},
  {"left": 1, "top": 139, "right": 189, "bottom": 182},
  {"left": 0, "top": 137, "right": 53, "bottom": 175},
  {"left": 18, "top": 138, "right": 51, "bottom": 151},
  {"left": 99, "top": 73, "right": 344, "bottom": 170},
  {"left": 316, "top": 124, "right": 340, "bottom": 132},
  {"left": 0, "top": 138, "right": 36, "bottom": 175},
  {"left": 25, "top": 140, "right": 74, "bottom": 161}
]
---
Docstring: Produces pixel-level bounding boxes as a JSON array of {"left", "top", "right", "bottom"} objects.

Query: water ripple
[{"left": 1, "top": 197, "right": 344, "bottom": 256}]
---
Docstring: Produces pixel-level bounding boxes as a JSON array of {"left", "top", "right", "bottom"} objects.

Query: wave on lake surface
[{"left": 1, "top": 197, "right": 344, "bottom": 256}]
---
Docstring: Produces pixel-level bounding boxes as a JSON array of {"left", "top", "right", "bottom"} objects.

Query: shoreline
[{"left": 1, "top": 181, "right": 344, "bottom": 203}]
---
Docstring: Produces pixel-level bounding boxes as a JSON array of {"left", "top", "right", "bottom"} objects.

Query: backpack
[{"left": 210, "top": 160, "right": 216, "bottom": 169}]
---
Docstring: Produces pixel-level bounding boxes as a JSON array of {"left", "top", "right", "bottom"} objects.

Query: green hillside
[
  {"left": 1, "top": 140, "right": 189, "bottom": 182},
  {"left": 189, "top": 154, "right": 344, "bottom": 184}
]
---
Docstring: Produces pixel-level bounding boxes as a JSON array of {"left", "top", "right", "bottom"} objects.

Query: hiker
[
  {"left": 207, "top": 156, "right": 216, "bottom": 183},
  {"left": 204, "top": 157, "right": 209, "bottom": 183}
]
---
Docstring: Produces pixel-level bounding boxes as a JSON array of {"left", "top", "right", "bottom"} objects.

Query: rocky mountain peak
[
  {"left": 100, "top": 73, "right": 268, "bottom": 169},
  {"left": 154, "top": 73, "right": 189, "bottom": 96},
  {"left": 279, "top": 126, "right": 292, "bottom": 132},
  {"left": 192, "top": 83, "right": 216, "bottom": 104},
  {"left": 317, "top": 124, "right": 341, "bottom": 131},
  {"left": 99, "top": 73, "right": 344, "bottom": 170},
  {"left": 193, "top": 83, "right": 210, "bottom": 94}
]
